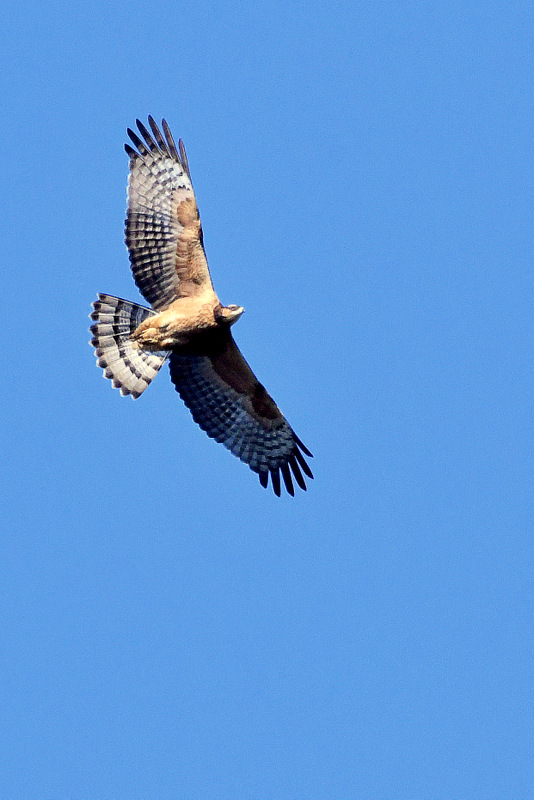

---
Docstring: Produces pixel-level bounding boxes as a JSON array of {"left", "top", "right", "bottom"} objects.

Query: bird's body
[
  {"left": 130, "top": 294, "right": 237, "bottom": 349},
  {"left": 90, "top": 117, "right": 312, "bottom": 495}
]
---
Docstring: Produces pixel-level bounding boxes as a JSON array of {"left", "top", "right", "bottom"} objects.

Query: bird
[{"left": 89, "top": 117, "right": 313, "bottom": 496}]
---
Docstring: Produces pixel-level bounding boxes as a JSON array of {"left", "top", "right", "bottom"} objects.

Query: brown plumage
[{"left": 90, "top": 117, "right": 313, "bottom": 495}]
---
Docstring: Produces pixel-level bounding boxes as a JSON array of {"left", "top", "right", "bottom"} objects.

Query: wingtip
[
  {"left": 294, "top": 433, "right": 313, "bottom": 458},
  {"left": 161, "top": 118, "right": 179, "bottom": 160},
  {"left": 293, "top": 446, "right": 313, "bottom": 480},
  {"left": 281, "top": 463, "right": 295, "bottom": 496},
  {"left": 270, "top": 468, "right": 282, "bottom": 497}
]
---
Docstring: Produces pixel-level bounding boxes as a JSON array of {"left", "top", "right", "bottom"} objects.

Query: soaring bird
[{"left": 90, "top": 117, "right": 313, "bottom": 496}]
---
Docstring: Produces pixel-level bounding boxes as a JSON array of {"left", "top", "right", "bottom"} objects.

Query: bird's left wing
[
  {"left": 169, "top": 333, "right": 313, "bottom": 496},
  {"left": 125, "top": 117, "right": 213, "bottom": 310}
]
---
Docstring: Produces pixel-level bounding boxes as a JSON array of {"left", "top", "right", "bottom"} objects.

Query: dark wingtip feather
[
  {"left": 136, "top": 118, "right": 157, "bottom": 152},
  {"left": 162, "top": 118, "right": 179, "bottom": 160},
  {"left": 124, "top": 143, "right": 137, "bottom": 157},
  {"left": 271, "top": 468, "right": 281, "bottom": 497},
  {"left": 259, "top": 471, "right": 269, "bottom": 489},
  {"left": 148, "top": 116, "right": 170, "bottom": 155},
  {"left": 288, "top": 454, "right": 307, "bottom": 491},
  {"left": 179, "top": 139, "right": 191, "bottom": 179},
  {"left": 294, "top": 433, "right": 313, "bottom": 458},
  {"left": 126, "top": 127, "right": 149, "bottom": 155},
  {"left": 293, "top": 447, "right": 314, "bottom": 480},
  {"left": 281, "top": 463, "right": 295, "bottom": 496}
]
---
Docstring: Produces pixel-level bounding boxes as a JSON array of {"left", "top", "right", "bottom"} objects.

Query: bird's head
[{"left": 216, "top": 304, "right": 244, "bottom": 326}]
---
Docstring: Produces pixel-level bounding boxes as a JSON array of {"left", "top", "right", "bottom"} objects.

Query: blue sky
[{"left": 1, "top": 1, "right": 533, "bottom": 797}]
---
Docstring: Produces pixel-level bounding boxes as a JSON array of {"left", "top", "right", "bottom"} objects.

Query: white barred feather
[{"left": 89, "top": 294, "right": 169, "bottom": 398}]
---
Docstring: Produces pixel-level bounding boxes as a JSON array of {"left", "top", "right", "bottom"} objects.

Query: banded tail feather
[{"left": 90, "top": 294, "right": 169, "bottom": 398}]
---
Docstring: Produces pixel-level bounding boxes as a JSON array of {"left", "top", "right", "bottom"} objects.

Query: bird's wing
[
  {"left": 125, "top": 117, "right": 213, "bottom": 310},
  {"left": 169, "top": 332, "right": 313, "bottom": 496}
]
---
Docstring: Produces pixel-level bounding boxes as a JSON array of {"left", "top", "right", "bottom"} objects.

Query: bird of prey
[{"left": 90, "top": 117, "right": 313, "bottom": 496}]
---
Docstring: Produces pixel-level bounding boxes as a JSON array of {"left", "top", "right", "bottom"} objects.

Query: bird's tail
[{"left": 90, "top": 294, "right": 169, "bottom": 398}]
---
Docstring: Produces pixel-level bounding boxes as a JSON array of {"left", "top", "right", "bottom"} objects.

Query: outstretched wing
[
  {"left": 125, "top": 117, "right": 213, "bottom": 310},
  {"left": 169, "top": 332, "right": 313, "bottom": 496}
]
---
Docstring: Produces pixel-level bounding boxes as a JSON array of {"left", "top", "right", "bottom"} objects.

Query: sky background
[{"left": 1, "top": 1, "right": 533, "bottom": 798}]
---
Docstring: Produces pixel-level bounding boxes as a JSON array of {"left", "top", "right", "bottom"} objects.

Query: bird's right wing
[
  {"left": 169, "top": 332, "right": 313, "bottom": 496},
  {"left": 125, "top": 117, "right": 213, "bottom": 310}
]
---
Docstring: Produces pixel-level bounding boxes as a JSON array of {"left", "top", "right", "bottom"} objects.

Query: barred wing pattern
[
  {"left": 169, "top": 336, "right": 313, "bottom": 496},
  {"left": 125, "top": 117, "right": 212, "bottom": 310}
]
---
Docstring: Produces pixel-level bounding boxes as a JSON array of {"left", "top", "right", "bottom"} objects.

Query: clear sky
[{"left": 1, "top": 1, "right": 533, "bottom": 798}]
